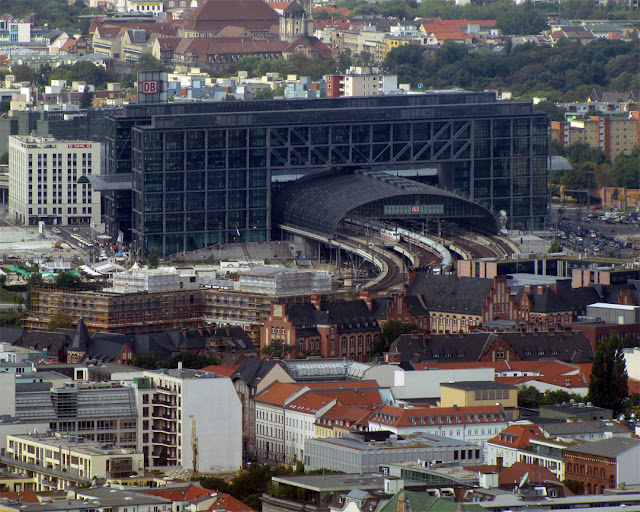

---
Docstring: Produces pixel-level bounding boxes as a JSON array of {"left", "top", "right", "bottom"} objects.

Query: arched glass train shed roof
[{"left": 274, "top": 168, "right": 500, "bottom": 236}]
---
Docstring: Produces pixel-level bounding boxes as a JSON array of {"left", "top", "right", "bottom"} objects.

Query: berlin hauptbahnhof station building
[{"left": 92, "top": 91, "right": 548, "bottom": 256}]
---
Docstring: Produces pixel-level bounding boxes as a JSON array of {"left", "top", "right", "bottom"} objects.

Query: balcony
[
  {"left": 152, "top": 399, "right": 174, "bottom": 407},
  {"left": 0, "top": 455, "right": 90, "bottom": 485},
  {"left": 151, "top": 424, "right": 176, "bottom": 433},
  {"left": 151, "top": 410, "right": 176, "bottom": 420}
]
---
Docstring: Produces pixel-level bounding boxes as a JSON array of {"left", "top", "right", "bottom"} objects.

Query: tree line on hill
[
  {"left": 333, "top": 0, "right": 639, "bottom": 28},
  {"left": 382, "top": 38, "right": 640, "bottom": 95},
  {"left": 550, "top": 142, "right": 640, "bottom": 193}
]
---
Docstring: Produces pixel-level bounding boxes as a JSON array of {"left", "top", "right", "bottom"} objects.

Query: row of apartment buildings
[
  {"left": 0, "top": 367, "right": 241, "bottom": 480},
  {"left": 551, "top": 115, "right": 640, "bottom": 159}
]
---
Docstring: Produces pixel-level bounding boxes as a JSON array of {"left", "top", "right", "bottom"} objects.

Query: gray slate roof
[{"left": 566, "top": 437, "right": 640, "bottom": 458}]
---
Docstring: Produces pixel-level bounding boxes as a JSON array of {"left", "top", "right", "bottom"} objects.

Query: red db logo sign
[
  {"left": 411, "top": 206, "right": 420, "bottom": 213},
  {"left": 141, "top": 80, "right": 158, "bottom": 94}
]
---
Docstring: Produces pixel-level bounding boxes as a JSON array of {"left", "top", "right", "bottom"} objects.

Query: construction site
[{"left": 24, "top": 277, "right": 204, "bottom": 334}]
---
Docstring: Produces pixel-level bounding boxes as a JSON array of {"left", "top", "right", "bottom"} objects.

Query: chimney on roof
[
  {"left": 619, "top": 290, "right": 634, "bottom": 306},
  {"left": 359, "top": 290, "right": 372, "bottom": 309},
  {"left": 310, "top": 294, "right": 322, "bottom": 311},
  {"left": 407, "top": 270, "right": 418, "bottom": 288},
  {"left": 524, "top": 284, "right": 532, "bottom": 293},
  {"left": 410, "top": 330, "right": 423, "bottom": 341},
  {"left": 564, "top": 326, "right": 572, "bottom": 335},
  {"left": 548, "top": 325, "right": 555, "bottom": 335},
  {"left": 226, "top": 324, "right": 232, "bottom": 336},
  {"left": 533, "top": 328, "right": 539, "bottom": 335},
  {"left": 537, "top": 286, "right": 544, "bottom": 295}
]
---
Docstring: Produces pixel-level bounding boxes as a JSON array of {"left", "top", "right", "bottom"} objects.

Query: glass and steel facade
[{"left": 104, "top": 93, "right": 548, "bottom": 256}]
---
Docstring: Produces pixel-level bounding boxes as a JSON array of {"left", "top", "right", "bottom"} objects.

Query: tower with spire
[
  {"left": 66, "top": 318, "right": 90, "bottom": 363},
  {"left": 279, "top": 0, "right": 314, "bottom": 42}
]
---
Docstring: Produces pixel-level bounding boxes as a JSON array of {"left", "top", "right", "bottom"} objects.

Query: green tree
[
  {"left": 55, "top": 271, "right": 80, "bottom": 288},
  {"left": 533, "top": 100, "right": 565, "bottom": 122},
  {"left": 147, "top": 246, "right": 159, "bottom": 269},
  {"left": 518, "top": 385, "right": 543, "bottom": 408},
  {"left": 261, "top": 339, "right": 294, "bottom": 359},
  {"left": 12, "top": 65, "right": 37, "bottom": 83},
  {"left": 561, "top": 141, "right": 608, "bottom": 166},
  {"left": 548, "top": 240, "right": 562, "bottom": 253},
  {"left": 563, "top": 479, "right": 584, "bottom": 495},
  {"left": 540, "top": 389, "right": 584, "bottom": 405},
  {"left": 254, "top": 88, "right": 275, "bottom": 100},
  {"left": 609, "top": 150, "right": 640, "bottom": 189},
  {"left": 79, "top": 88, "right": 94, "bottom": 109},
  {"left": 588, "top": 332, "right": 630, "bottom": 416},
  {"left": 131, "top": 351, "right": 219, "bottom": 370},
  {"left": 135, "top": 53, "right": 165, "bottom": 73},
  {"left": 375, "top": 320, "right": 422, "bottom": 356},
  {"left": 198, "top": 476, "right": 232, "bottom": 493},
  {"left": 163, "top": 352, "right": 219, "bottom": 369},
  {"left": 0, "top": 311, "right": 23, "bottom": 327},
  {"left": 130, "top": 352, "right": 160, "bottom": 369},
  {"left": 48, "top": 310, "right": 73, "bottom": 330},
  {"left": 0, "top": 99, "right": 11, "bottom": 114}
]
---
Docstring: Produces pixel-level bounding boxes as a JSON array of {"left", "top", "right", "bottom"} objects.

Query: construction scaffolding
[{"left": 25, "top": 285, "right": 204, "bottom": 334}]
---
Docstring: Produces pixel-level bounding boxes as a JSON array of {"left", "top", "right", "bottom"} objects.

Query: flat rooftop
[
  {"left": 271, "top": 473, "right": 416, "bottom": 492},
  {"left": 441, "top": 381, "right": 516, "bottom": 391},
  {"left": 9, "top": 433, "right": 139, "bottom": 456}
]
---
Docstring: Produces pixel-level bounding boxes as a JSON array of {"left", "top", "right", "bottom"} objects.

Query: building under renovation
[
  {"left": 24, "top": 267, "right": 203, "bottom": 333},
  {"left": 202, "top": 267, "right": 334, "bottom": 339}
]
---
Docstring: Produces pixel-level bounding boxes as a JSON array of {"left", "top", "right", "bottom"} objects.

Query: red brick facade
[
  {"left": 564, "top": 450, "right": 616, "bottom": 495},
  {"left": 261, "top": 297, "right": 379, "bottom": 361}
]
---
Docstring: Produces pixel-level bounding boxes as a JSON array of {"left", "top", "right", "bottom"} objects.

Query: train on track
[{"left": 347, "top": 220, "right": 453, "bottom": 274}]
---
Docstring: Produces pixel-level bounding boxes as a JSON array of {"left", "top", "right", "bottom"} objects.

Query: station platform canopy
[{"left": 274, "top": 168, "right": 499, "bottom": 236}]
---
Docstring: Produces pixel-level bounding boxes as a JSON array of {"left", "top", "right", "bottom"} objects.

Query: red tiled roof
[
  {"left": 255, "top": 381, "right": 303, "bottom": 406},
  {"left": 317, "top": 404, "right": 375, "bottom": 425},
  {"left": 60, "top": 38, "right": 77, "bottom": 51},
  {"left": 420, "top": 362, "right": 509, "bottom": 371},
  {"left": 143, "top": 487, "right": 256, "bottom": 512},
  {"left": 155, "top": 37, "right": 182, "bottom": 50},
  {"left": 283, "top": 36, "right": 332, "bottom": 59},
  {"left": 269, "top": 1, "right": 292, "bottom": 10},
  {"left": 201, "top": 364, "right": 238, "bottom": 377},
  {"left": 429, "top": 31, "right": 468, "bottom": 41},
  {"left": 497, "top": 373, "right": 587, "bottom": 388},
  {"left": 0, "top": 491, "right": 39, "bottom": 503},
  {"left": 304, "top": 380, "right": 380, "bottom": 390},
  {"left": 313, "top": 6, "right": 351, "bottom": 15},
  {"left": 94, "top": 24, "right": 124, "bottom": 38},
  {"left": 324, "top": 388, "right": 384, "bottom": 406},
  {"left": 370, "top": 404, "right": 506, "bottom": 427},
  {"left": 175, "top": 37, "right": 288, "bottom": 61},
  {"left": 486, "top": 424, "right": 542, "bottom": 449},
  {"left": 498, "top": 462, "right": 561, "bottom": 486},
  {"left": 204, "top": 492, "right": 257, "bottom": 512},
  {"left": 143, "top": 484, "right": 214, "bottom": 502},
  {"left": 182, "top": 0, "right": 279, "bottom": 32},
  {"left": 286, "top": 393, "right": 335, "bottom": 413},
  {"left": 217, "top": 26, "right": 252, "bottom": 37},
  {"left": 577, "top": 364, "right": 593, "bottom": 382},
  {"left": 314, "top": 19, "right": 350, "bottom": 30}
]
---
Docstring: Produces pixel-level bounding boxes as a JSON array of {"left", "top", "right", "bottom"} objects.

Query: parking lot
[{"left": 552, "top": 205, "right": 639, "bottom": 258}]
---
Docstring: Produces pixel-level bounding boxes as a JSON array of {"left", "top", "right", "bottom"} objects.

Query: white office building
[
  {"left": 8, "top": 135, "right": 101, "bottom": 227},
  {"left": 136, "top": 369, "right": 242, "bottom": 472}
]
